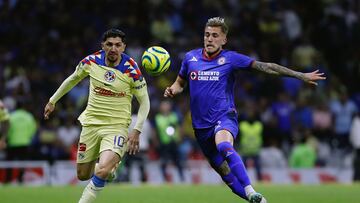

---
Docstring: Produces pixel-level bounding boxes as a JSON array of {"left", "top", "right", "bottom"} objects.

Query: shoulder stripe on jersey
[
  {"left": 121, "top": 58, "right": 143, "bottom": 82},
  {"left": 80, "top": 50, "right": 103, "bottom": 66}
]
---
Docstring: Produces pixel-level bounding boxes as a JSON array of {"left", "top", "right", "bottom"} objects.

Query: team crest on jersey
[
  {"left": 217, "top": 57, "right": 226, "bottom": 65},
  {"left": 104, "top": 70, "right": 116, "bottom": 82},
  {"left": 190, "top": 71, "right": 198, "bottom": 80}
]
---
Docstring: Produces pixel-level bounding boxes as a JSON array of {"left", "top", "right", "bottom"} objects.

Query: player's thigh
[
  {"left": 214, "top": 116, "right": 239, "bottom": 145},
  {"left": 77, "top": 126, "right": 102, "bottom": 164},
  {"left": 194, "top": 128, "right": 224, "bottom": 168},
  {"left": 99, "top": 126, "right": 128, "bottom": 165}
]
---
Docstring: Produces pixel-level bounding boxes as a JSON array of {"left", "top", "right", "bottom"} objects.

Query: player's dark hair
[
  {"left": 102, "top": 28, "right": 126, "bottom": 42},
  {"left": 205, "top": 17, "right": 228, "bottom": 35}
]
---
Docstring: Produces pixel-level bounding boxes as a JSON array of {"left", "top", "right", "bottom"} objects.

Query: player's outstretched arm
[
  {"left": 43, "top": 69, "right": 87, "bottom": 119},
  {"left": 128, "top": 89, "right": 150, "bottom": 155},
  {"left": 251, "top": 61, "right": 326, "bottom": 85},
  {"left": 164, "top": 76, "right": 187, "bottom": 98}
]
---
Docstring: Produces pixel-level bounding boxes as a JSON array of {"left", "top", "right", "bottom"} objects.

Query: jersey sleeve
[
  {"left": 130, "top": 64, "right": 150, "bottom": 132},
  {"left": 230, "top": 52, "right": 254, "bottom": 70},
  {"left": 129, "top": 60, "right": 147, "bottom": 96},
  {"left": 49, "top": 62, "right": 90, "bottom": 104},
  {"left": 178, "top": 53, "right": 190, "bottom": 79}
]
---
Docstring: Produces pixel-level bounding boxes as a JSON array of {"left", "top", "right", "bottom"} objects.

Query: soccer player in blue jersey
[
  {"left": 44, "top": 29, "right": 150, "bottom": 203},
  {"left": 164, "top": 17, "right": 325, "bottom": 203}
]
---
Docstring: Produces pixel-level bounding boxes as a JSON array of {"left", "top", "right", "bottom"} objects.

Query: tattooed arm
[{"left": 251, "top": 61, "right": 326, "bottom": 85}]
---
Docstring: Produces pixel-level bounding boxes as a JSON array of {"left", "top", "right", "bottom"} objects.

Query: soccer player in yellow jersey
[{"left": 44, "top": 29, "right": 150, "bottom": 203}]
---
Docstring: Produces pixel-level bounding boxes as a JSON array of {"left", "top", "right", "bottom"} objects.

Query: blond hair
[{"left": 205, "top": 17, "right": 228, "bottom": 35}]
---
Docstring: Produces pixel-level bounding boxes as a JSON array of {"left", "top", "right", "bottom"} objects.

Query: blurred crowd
[{"left": 1, "top": 0, "right": 360, "bottom": 182}]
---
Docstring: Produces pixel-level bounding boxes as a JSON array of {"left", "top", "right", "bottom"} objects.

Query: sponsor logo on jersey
[
  {"left": 79, "top": 143, "right": 86, "bottom": 152},
  {"left": 190, "top": 71, "right": 220, "bottom": 81},
  {"left": 104, "top": 70, "right": 116, "bottom": 82},
  {"left": 133, "top": 83, "right": 146, "bottom": 90},
  {"left": 94, "top": 87, "right": 126, "bottom": 97},
  {"left": 217, "top": 57, "right": 226, "bottom": 65}
]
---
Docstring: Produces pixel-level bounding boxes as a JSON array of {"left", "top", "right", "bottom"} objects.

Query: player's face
[
  {"left": 102, "top": 37, "right": 126, "bottom": 65},
  {"left": 204, "top": 26, "right": 227, "bottom": 56}
]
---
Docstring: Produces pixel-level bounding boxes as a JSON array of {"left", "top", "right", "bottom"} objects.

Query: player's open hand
[
  {"left": 127, "top": 129, "right": 140, "bottom": 155},
  {"left": 302, "top": 70, "right": 326, "bottom": 85},
  {"left": 44, "top": 102, "right": 55, "bottom": 120}
]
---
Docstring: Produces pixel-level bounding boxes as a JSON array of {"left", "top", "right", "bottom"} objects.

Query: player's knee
[
  {"left": 94, "top": 163, "right": 112, "bottom": 179},
  {"left": 216, "top": 141, "right": 235, "bottom": 157}
]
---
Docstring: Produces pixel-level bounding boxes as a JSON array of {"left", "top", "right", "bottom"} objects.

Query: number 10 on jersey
[{"left": 113, "top": 135, "right": 125, "bottom": 148}]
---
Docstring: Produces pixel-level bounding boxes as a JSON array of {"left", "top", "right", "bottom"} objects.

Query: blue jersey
[{"left": 179, "top": 48, "right": 254, "bottom": 128}]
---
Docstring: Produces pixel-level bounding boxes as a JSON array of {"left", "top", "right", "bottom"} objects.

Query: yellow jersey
[{"left": 50, "top": 50, "right": 148, "bottom": 129}]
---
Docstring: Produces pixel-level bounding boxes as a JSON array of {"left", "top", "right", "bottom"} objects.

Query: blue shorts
[{"left": 194, "top": 114, "right": 239, "bottom": 167}]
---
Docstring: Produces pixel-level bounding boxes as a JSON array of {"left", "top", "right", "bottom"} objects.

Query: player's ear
[
  {"left": 101, "top": 42, "right": 105, "bottom": 50},
  {"left": 222, "top": 37, "right": 227, "bottom": 46},
  {"left": 122, "top": 43, "right": 126, "bottom": 51}
]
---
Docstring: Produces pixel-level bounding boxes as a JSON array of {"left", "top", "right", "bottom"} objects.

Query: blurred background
[{"left": 0, "top": 0, "right": 360, "bottom": 186}]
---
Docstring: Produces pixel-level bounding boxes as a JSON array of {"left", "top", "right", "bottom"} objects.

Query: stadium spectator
[
  {"left": 56, "top": 115, "right": 80, "bottom": 160},
  {"left": 289, "top": 129, "right": 317, "bottom": 168},
  {"left": 292, "top": 96, "right": 313, "bottom": 130},
  {"left": 271, "top": 91, "right": 294, "bottom": 153},
  {"left": 5, "top": 100, "right": 37, "bottom": 183},
  {"left": 312, "top": 101, "right": 333, "bottom": 142},
  {"left": 37, "top": 118, "right": 61, "bottom": 162},
  {"left": 350, "top": 113, "right": 360, "bottom": 181},
  {"left": 260, "top": 138, "right": 287, "bottom": 169},
  {"left": 122, "top": 110, "right": 155, "bottom": 183},
  {"left": 291, "top": 37, "right": 319, "bottom": 71},
  {"left": 330, "top": 88, "right": 358, "bottom": 152},
  {"left": 155, "top": 99, "right": 184, "bottom": 182},
  {"left": 238, "top": 106, "right": 263, "bottom": 181}
]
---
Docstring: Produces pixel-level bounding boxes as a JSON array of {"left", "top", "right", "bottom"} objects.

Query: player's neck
[
  {"left": 105, "top": 56, "right": 121, "bottom": 67},
  {"left": 203, "top": 49, "right": 222, "bottom": 60}
]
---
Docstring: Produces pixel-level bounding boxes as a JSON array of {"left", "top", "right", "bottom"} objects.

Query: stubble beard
[{"left": 206, "top": 47, "right": 220, "bottom": 57}]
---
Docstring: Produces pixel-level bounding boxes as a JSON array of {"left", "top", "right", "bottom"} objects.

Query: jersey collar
[{"left": 202, "top": 49, "right": 223, "bottom": 61}]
